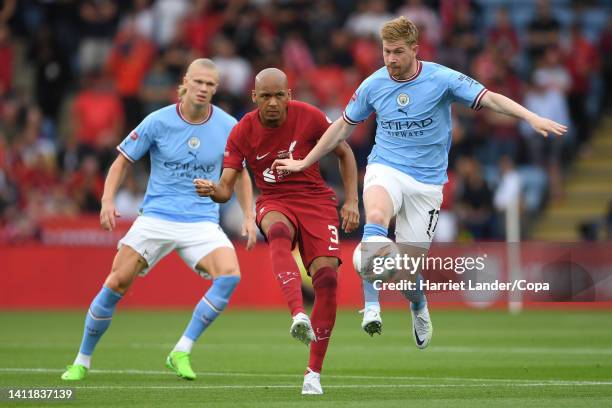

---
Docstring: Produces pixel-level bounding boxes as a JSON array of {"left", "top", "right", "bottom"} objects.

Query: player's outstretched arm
[
  {"left": 480, "top": 91, "right": 568, "bottom": 137},
  {"left": 333, "top": 141, "right": 360, "bottom": 233},
  {"left": 272, "top": 117, "right": 355, "bottom": 173},
  {"left": 235, "top": 168, "right": 257, "bottom": 250},
  {"left": 100, "top": 154, "right": 131, "bottom": 231}
]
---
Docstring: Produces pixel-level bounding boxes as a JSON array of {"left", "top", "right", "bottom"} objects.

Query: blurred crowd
[{"left": 0, "top": 0, "right": 611, "bottom": 243}]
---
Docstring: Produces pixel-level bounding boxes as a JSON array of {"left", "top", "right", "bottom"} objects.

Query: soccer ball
[{"left": 352, "top": 236, "right": 399, "bottom": 282}]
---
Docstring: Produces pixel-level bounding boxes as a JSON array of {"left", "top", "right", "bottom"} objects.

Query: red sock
[
  {"left": 267, "top": 222, "right": 304, "bottom": 317},
  {"left": 308, "top": 266, "right": 337, "bottom": 373}
]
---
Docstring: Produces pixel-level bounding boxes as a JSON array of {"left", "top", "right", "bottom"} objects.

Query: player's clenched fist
[{"left": 193, "top": 178, "right": 216, "bottom": 197}]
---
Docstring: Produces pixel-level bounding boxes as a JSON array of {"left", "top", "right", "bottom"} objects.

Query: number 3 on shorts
[{"left": 328, "top": 225, "right": 339, "bottom": 246}]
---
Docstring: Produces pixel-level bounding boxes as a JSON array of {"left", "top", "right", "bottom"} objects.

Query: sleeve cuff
[
  {"left": 471, "top": 88, "right": 488, "bottom": 111},
  {"left": 223, "top": 162, "right": 244, "bottom": 171},
  {"left": 342, "top": 111, "right": 361, "bottom": 125},
  {"left": 116, "top": 146, "right": 135, "bottom": 163}
]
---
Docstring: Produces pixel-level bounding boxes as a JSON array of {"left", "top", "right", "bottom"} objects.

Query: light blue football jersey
[
  {"left": 117, "top": 103, "right": 237, "bottom": 223},
  {"left": 343, "top": 61, "right": 487, "bottom": 185}
]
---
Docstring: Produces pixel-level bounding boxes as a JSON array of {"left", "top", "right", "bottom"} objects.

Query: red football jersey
[{"left": 224, "top": 100, "right": 336, "bottom": 200}]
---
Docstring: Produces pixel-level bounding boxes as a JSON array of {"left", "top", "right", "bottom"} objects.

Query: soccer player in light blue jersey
[
  {"left": 61, "top": 59, "right": 257, "bottom": 381},
  {"left": 274, "top": 17, "right": 567, "bottom": 348}
]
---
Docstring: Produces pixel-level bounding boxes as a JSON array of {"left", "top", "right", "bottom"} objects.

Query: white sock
[
  {"left": 74, "top": 352, "right": 91, "bottom": 369},
  {"left": 173, "top": 336, "right": 194, "bottom": 353}
]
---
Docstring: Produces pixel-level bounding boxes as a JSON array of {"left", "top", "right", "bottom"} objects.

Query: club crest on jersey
[
  {"left": 396, "top": 93, "right": 410, "bottom": 107},
  {"left": 188, "top": 136, "right": 200, "bottom": 149}
]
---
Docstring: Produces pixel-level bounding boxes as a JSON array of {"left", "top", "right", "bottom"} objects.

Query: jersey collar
[{"left": 176, "top": 102, "right": 213, "bottom": 125}]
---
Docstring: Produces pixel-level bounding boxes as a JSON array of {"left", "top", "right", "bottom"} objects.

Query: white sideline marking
[
  {"left": 54, "top": 383, "right": 612, "bottom": 390},
  {"left": 2, "top": 343, "right": 612, "bottom": 356},
  {"left": 432, "top": 346, "right": 612, "bottom": 355},
  {"left": 1, "top": 368, "right": 611, "bottom": 386}
]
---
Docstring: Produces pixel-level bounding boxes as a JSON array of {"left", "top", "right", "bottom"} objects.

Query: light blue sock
[
  {"left": 183, "top": 275, "right": 240, "bottom": 342},
  {"left": 362, "top": 223, "right": 388, "bottom": 310},
  {"left": 402, "top": 273, "right": 427, "bottom": 311},
  {"left": 79, "top": 286, "right": 122, "bottom": 356}
]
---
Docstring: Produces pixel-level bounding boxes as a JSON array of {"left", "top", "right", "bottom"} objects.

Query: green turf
[{"left": 1, "top": 309, "right": 611, "bottom": 407}]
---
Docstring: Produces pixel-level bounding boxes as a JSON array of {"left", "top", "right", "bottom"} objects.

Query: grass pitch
[{"left": 1, "top": 309, "right": 611, "bottom": 407}]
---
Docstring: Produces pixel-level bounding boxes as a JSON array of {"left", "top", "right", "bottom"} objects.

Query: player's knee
[
  {"left": 312, "top": 266, "right": 338, "bottom": 290},
  {"left": 215, "top": 265, "right": 241, "bottom": 278},
  {"left": 104, "top": 273, "right": 129, "bottom": 294},
  {"left": 367, "top": 208, "right": 389, "bottom": 226},
  {"left": 267, "top": 222, "right": 292, "bottom": 241},
  {"left": 105, "top": 267, "right": 135, "bottom": 294},
  {"left": 310, "top": 257, "right": 338, "bottom": 273}
]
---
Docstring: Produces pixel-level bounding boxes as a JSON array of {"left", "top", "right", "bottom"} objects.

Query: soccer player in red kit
[{"left": 194, "top": 68, "right": 359, "bottom": 395}]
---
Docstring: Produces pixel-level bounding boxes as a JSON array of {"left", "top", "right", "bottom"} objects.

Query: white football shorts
[
  {"left": 118, "top": 215, "right": 234, "bottom": 278},
  {"left": 363, "top": 163, "right": 443, "bottom": 248}
]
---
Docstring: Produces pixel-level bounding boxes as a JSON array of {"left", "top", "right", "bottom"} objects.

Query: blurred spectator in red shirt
[
  {"left": 283, "top": 31, "right": 315, "bottom": 76},
  {"left": 478, "top": 58, "right": 523, "bottom": 164},
  {"left": 72, "top": 72, "right": 124, "bottom": 168},
  {"left": 182, "top": 0, "right": 225, "bottom": 57},
  {"left": 307, "top": 66, "right": 345, "bottom": 107},
  {"left": 351, "top": 36, "right": 381, "bottom": 76},
  {"left": 11, "top": 118, "right": 60, "bottom": 206},
  {"left": 0, "top": 23, "right": 12, "bottom": 96},
  {"left": 487, "top": 8, "right": 519, "bottom": 61},
  {"left": 472, "top": 42, "right": 499, "bottom": 85},
  {"left": 106, "top": 16, "right": 155, "bottom": 130}
]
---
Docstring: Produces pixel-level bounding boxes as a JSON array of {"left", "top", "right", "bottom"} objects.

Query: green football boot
[
  {"left": 165, "top": 351, "right": 196, "bottom": 380},
  {"left": 61, "top": 364, "right": 88, "bottom": 380}
]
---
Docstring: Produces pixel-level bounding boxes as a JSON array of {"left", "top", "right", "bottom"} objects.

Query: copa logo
[
  {"left": 396, "top": 93, "right": 410, "bottom": 107},
  {"left": 188, "top": 136, "right": 200, "bottom": 149}
]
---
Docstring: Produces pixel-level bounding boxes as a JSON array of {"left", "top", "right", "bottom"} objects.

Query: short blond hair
[
  {"left": 177, "top": 58, "right": 218, "bottom": 99},
  {"left": 381, "top": 16, "right": 419, "bottom": 46}
]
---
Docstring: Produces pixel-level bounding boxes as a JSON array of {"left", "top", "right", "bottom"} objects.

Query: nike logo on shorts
[{"left": 256, "top": 152, "right": 270, "bottom": 160}]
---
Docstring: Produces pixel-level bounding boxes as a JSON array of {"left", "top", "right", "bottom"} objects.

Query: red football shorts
[{"left": 256, "top": 195, "right": 342, "bottom": 269}]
